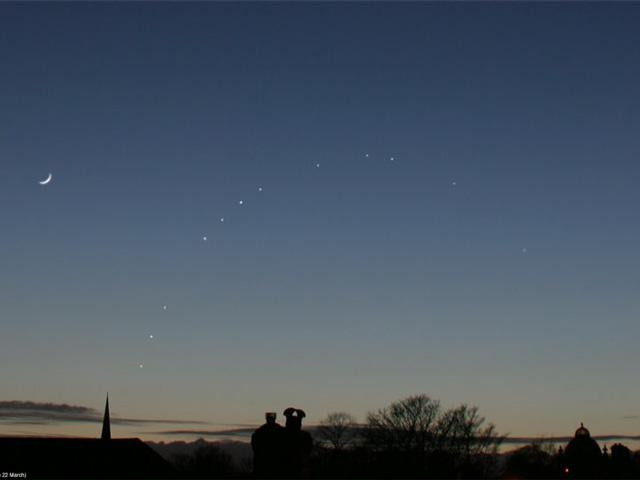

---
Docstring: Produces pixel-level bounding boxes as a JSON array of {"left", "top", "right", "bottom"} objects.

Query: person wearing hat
[
  {"left": 282, "top": 407, "right": 313, "bottom": 478},
  {"left": 251, "top": 411, "right": 285, "bottom": 478}
]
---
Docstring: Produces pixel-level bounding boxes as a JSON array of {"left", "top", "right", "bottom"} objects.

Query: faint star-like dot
[
  {"left": 365, "top": 153, "right": 369, "bottom": 158},
  {"left": 258, "top": 186, "right": 263, "bottom": 192},
  {"left": 390, "top": 156, "right": 395, "bottom": 161},
  {"left": 220, "top": 217, "right": 225, "bottom": 223},
  {"left": 315, "top": 163, "right": 320, "bottom": 168},
  {"left": 451, "top": 181, "right": 457, "bottom": 186},
  {"left": 522, "top": 247, "right": 528, "bottom": 253},
  {"left": 149, "top": 334, "right": 154, "bottom": 340},
  {"left": 139, "top": 364, "right": 144, "bottom": 369},
  {"left": 203, "top": 236, "right": 207, "bottom": 241},
  {"left": 238, "top": 200, "right": 244, "bottom": 205},
  {"left": 162, "top": 305, "right": 167, "bottom": 310}
]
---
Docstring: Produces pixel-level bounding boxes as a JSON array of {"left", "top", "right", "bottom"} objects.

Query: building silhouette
[
  {"left": 561, "top": 423, "right": 606, "bottom": 478},
  {"left": 101, "top": 394, "right": 110, "bottom": 440},
  {"left": 0, "top": 396, "right": 172, "bottom": 479}
]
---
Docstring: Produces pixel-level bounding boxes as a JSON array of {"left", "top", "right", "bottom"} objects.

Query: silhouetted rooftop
[
  {"left": 0, "top": 437, "right": 173, "bottom": 479},
  {"left": 575, "top": 422, "right": 591, "bottom": 438}
]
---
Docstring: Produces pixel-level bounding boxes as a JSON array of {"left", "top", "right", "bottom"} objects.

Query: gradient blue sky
[{"left": 1, "top": 2, "right": 640, "bottom": 440}]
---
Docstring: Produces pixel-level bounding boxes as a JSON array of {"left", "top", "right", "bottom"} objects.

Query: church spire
[{"left": 101, "top": 394, "right": 111, "bottom": 440}]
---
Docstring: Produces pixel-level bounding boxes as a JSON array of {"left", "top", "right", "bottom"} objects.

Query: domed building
[
  {"left": 561, "top": 423, "right": 604, "bottom": 478},
  {"left": 574, "top": 423, "right": 590, "bottom": 438},
  {"left": 567, "top": 423, "right": 601, "bottom": 455}
]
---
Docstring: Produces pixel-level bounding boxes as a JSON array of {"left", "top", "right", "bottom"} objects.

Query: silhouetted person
[
  {"left": 282, "top": 407, "right": 313, "bottom": 478},
  {"left": 251, "top": 412, "right": 285, "bottom": 478}
]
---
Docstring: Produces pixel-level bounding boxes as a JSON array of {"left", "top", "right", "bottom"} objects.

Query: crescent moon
[{"left": 39, "top": 173, "right": 53, "bottom": 185}]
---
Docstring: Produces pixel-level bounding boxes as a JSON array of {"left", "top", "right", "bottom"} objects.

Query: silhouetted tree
[
  {"left": 609, "top": 443, "right": 635, "bottom": 478},
  {"left": 362, "top": 394, "right": 501, "bottom": 478},
  {"left": 317, "top": 412, "right": 358, "bottom": 451},
  {"left": 365, "top": 394, "right": 440, "bottom": 454},
  {"left": 504, "top": 444, "right": 557, "bottom": 479},
  {"left": 434, "top": 404, "right": 503, "bottom": 477}
]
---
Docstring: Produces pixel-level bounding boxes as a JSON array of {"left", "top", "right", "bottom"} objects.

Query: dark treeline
[
  {"left": 163, "top": 394, "right": 640, "bottom": 479},
  {"left": 310, "top": 394, "right": 501, "bottom": 479}
]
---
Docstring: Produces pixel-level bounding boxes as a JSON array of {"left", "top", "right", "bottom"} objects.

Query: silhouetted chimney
[{"left": 101, "top": 395, "right": 111, "bottom": 440}]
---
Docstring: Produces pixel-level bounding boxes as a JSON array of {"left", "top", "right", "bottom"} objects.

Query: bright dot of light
[
  {"left": 162, "top": 305, "right": 167, "bottom": 310},
  {"left": 139, "top": 364, "right": 144, "bottom": 368},
  {"left": 203, "top": 236, "right": 207, "bottom": 241},
  {"left": 220, "top": 217, "right": 224, "bottom": 222},
  {"left": 315, "top": 163, "right": 320, "bottom": 168}
]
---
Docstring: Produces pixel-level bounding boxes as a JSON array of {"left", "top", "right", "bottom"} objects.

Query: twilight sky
[{"left": 1, "top": 2, "right": 640, "bottom": 441}]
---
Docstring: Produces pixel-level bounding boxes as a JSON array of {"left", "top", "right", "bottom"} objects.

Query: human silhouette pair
[{"left": 251, "top": 408, "right": 313, "bottom": 478}]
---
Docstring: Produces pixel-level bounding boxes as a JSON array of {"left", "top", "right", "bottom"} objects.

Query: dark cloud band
[{"left": 0, "top": 400, "right": 206, "bottom": 427}]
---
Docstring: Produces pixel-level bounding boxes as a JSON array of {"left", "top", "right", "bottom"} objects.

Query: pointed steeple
[{"left": 101, "top": 394, "right": 111, "bottom": 440}]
